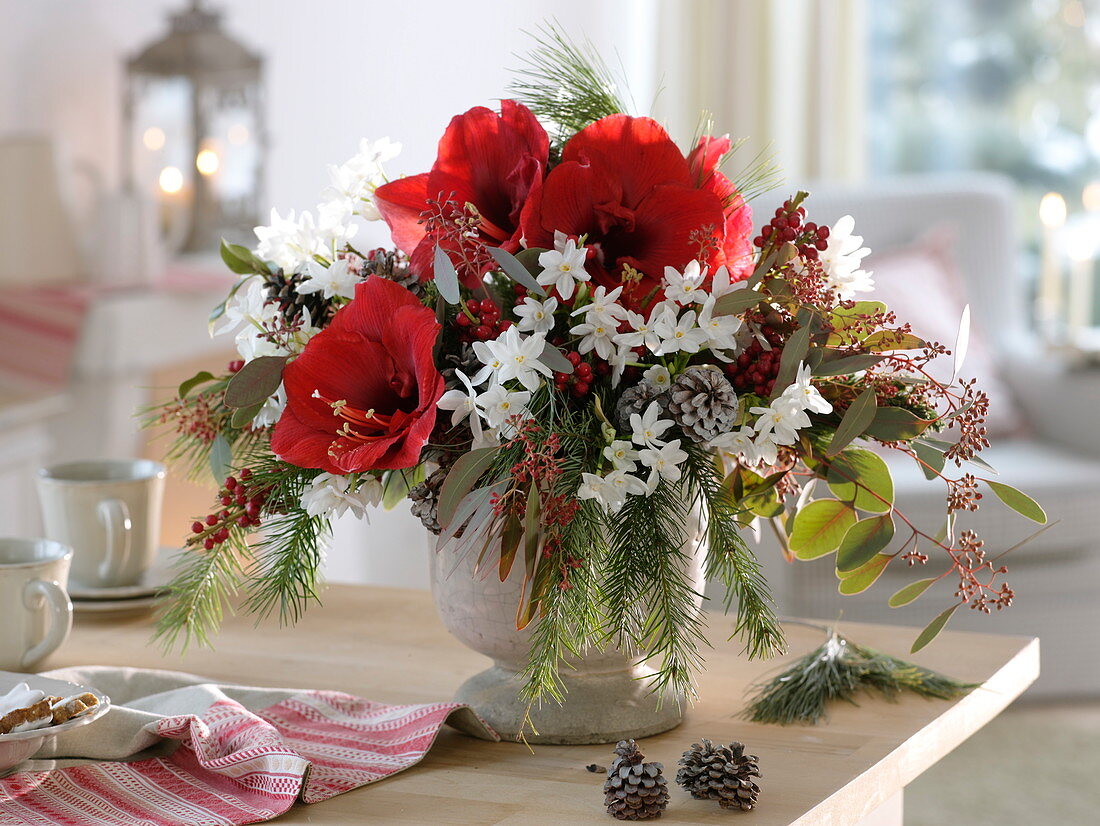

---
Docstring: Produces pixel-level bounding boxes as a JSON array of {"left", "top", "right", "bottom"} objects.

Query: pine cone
[
  {"left": 408, "top": 466, "right": 449, "bottom": 535},
  {"left": 603, "top": 739, "right": 669, "bottom": 821},
  {"left": 676, "top": 739, "right": 761, "bottom": 811},
  {"left": 262, "top": 270, "right": 333, "bottom": 326},
  {"left": 614, "top": 383, "right": 668, "bottom": 432},
  {"left": 666, "top": 366, "right": 738, "bottom": 443}
]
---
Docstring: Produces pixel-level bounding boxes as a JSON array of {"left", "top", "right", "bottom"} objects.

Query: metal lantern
[{"left": 123, "top": 0, "right": 265, "bottom": 254}]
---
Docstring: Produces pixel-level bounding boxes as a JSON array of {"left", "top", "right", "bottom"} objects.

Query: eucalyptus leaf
[
  {"left": 826, "top": 449, "right": 894, "bottom": 513},
  {"left": 209, "top": 433, "right": 233, "bottom": 482},
  {"left": 438, "top": 447, "right": 500, "bottom": 529},
  {"left": 712, "top": 288, "right": 765, "bottom": 317},
  {"left": 771, "top": 325, "right": 811, "bottom": 398},
  {"left": 220, "top": 239, "right": 259, "bottom": 275},
  {"left": 433, "top": 244, "right": 461, "bottom": 304},
  {"left": 179, "top": 371, "right": 216, "bottom": 399},
  {"left": 488, "top": 247, "right": 547, "bottom": 296},
  {"left": 539, "top": 341, "right": 575, "bottom": 374},
  {"left": 812, "top": 353, "right": 886, "bottom": 377},
  {"left": 789, "top": 499, "right": 857, "bottom": 559},
  {"left": 912, "top": 441, "right": 946, "bottom": 480},
  {"left": 864, "top": 406, "right": 932, "bottom": 441},
  {"left": 952, "top": 304, "right": 971, "bottom": 381},
  {"left": 911, "top": 604, "right": 961, "bottom": 653},
  {"left": 223, "top": 356, "right": 289, "bottom": 409},
  {"left": 860, "top": 330, "right": 926, "bottom": 352},
  {"left": 837, "top": 553, "right": 891, "bottom": 595},
  {"left": 748, "top": 249, "right": 778, "bottom": 289},
  {"left": 499, "top": 513, "right": 524, "bottom": 582},
  {"left": 837, "top": 514, "right": 895, "bottom": 572},
  {"left": 826, "top": 388, "right": 877, "bottom": 457},
  {"left": 382, "top": 465, "right": 425, "bottom": 511},
  {"left": 986, "top": 480, "right": 1047, "bottom": 524},
  {"left": 230, "top": 403, "right": 264, "bottom": 428},
  {"left": 889, "top": 577, "right": 938, "bottom": 608},
  {"left": 826, "top": 301, "right": 887, "bottom": 345}
]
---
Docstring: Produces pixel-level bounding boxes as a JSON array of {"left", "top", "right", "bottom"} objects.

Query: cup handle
[
  {"left": 97, "top": 498, "right": 132, "bottom": 583},
  {"left": 21, "top": 579, "right": 73, "bottom": 670}
]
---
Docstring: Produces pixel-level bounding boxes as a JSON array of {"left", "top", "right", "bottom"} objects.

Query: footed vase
[{"left": 429, "top": 509, "right": 705, "bottom": 745}]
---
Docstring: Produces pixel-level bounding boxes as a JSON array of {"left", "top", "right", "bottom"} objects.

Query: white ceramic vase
[{"left": 430, "top": 507, "right": 706, "bottom": 744}]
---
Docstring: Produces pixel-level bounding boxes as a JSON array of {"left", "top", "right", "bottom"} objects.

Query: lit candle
[
  {"left": 1038, "top": 192, "right": 1067, "bottom": 336},
  {"left": 1067, "top": 236, "right": 1094, "bottom": 343}
]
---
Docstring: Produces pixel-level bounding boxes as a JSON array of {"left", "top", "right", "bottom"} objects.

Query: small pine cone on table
[
  {"left": 603, "top": 739, "right": 670, "bottom": 820},
  {"left": 676, "top": 739, "right": 761, "bottom": 811},
  {"left": 666, "top": 366, "right": 739, "bottom": 443}
]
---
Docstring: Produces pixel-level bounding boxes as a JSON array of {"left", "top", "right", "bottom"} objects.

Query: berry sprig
[
  {"left": 724, "top": 325, "right": 784, "bottom": 396},
  {"left": 752, "top": 198, "right": 830, "bottom": 261},
  {"left": 189, "top": 469, "right": 267, "bottom": 550},
  {"left": 553, "top": 351, "right": 609, "bottom": 397},
  {"left": 453, "top": 298, "right": 512, "bottom": 343}
]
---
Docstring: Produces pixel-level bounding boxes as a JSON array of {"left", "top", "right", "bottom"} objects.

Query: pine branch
[
  {"left": 509, "top": 21, "right": 629, "bottom": 145},
  {"left": 153, "top": 540, "right": 248, "bottom": 651},
  {"left": 682, "top": 445, "right": 786, "bottom": 660},
  {"left": 244, "top": 507, "right": 332, "bottom": 625}
]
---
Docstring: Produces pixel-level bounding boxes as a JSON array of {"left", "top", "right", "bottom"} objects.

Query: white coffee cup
[
  {"left": 37, "top": 459, "right": 166, "bottom": 589},
  {"left": 0, "top": 538, "right": 73, "bottom": 671}
]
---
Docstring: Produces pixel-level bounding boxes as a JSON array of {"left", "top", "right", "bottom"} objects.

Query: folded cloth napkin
[{"left": 0, "top": 666, "right": 495, "bottom": 825}]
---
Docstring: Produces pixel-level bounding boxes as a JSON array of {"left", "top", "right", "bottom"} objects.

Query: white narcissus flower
[
  {"left": 697, "top": 295, "right": 742, "bottom": 353},
  {"left": 537, "top": 235, "right": 591, "bottom": 300},
  {"left": 471, "top": 328, "right": 552, "bottom": 391},
  {"left": 254, "top": 208, "right": 317, "bottom": 272},
  {"left": 251, "top": 384, "right": 287, "bottom": 429},
  {"left": 213, "top": 276, "right": 271, "bottom": 336},
  {"left": 709, "top": 264, "right": 742, "bottom": 298},
  {"left": 324, "top": 137, "right": 402, "bottom": 222},
  {"left": 514, "top": 296, "right": 559, "bottom": 334},
  {"left": 653, "top": 306, "right": 709, "bottom": 354},
  {"left": 819, "top": 215, "right": 874, "bottom": 300},
  {"left": 639, "top": 439, "right": 689, "bottom": 485},
  {"left": 572, "top": 285, "right": 628, "bottom": 323},
  {"left": 663, "top": 260, "right": 709, "bottom": 305},
  {"left": 476, "top": 384, "right": 532, "bottom": 434},
  {"left": 752, "top": 397, "right": 812, "bottom": 446},
  {"left": 570, "top": 316, "right": 617, "bottom": 360},
  {"left": 630, "top": 401, "right": 675, "bottom": 448},
  {"left": 436, "top": 370, "right": 484, "bottom": 443},
  {"left": 297, "top": 258, "right": 360, "bottom": 301},
  {"left": 709, "top": 426, "right": 761, "bottom": 467},
  {"left": 603, "top": 440, "right": 639, "bottom": 471},
  {"left": 300, "top": 473, "right": 382, "bottom": 519},
  {"left": 614, "top": 309, "right": 662, "bottom": 353},
  {"left": 642, "top": 364, "right": 672, "bottom": 391},
  {"left": 782, "top": 362, "right": 833, "bottom": 415}
]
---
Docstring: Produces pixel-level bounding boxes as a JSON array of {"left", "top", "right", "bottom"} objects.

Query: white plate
[
  {"left": 67, "top": 546, "right": 177, "bottom": 601},
  {"left": 0, "top": 671, "right": 111, "bottom": 772},
  {"left": 73, "top": 594, "right": 162, "bottom": 614}
]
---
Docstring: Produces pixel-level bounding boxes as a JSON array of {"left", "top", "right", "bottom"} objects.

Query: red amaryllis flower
[
  {"left": 374, "top": 100, "right": 549, "bottom": 288},
  {"left": 520, "top": 115, "right": 753, "bottom": 311},
  {"left": 271, "top": 276, "right": 443, "bottom": 473}
]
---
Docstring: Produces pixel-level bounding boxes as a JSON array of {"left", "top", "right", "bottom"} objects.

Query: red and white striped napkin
[{"left": 0, "top": 668, "right": 495, "bottom": 825}]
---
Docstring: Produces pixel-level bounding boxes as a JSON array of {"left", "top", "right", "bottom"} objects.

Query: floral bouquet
[{"left": 148, "top": 30, "right": 1045, "bottom": 705}]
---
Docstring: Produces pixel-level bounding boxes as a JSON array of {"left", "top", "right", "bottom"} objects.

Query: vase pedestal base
[{"left": 454, "top": 663, "right": 685, "bottom": 745}]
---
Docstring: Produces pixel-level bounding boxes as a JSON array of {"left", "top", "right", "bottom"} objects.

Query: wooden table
[{"left": 58, "top": 585, "right": 1038, "bottom": 825}]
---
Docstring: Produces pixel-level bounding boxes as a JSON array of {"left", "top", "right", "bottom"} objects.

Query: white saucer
[
  {"left": 67, "top": 546, "right": 176, "bottom": 601},
  {"left": 72, "top": 594, "right": 162, "bottom": 614}
]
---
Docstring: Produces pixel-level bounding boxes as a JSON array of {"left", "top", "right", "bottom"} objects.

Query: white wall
[{"left": 1, "top": 0, "right": 661, "bottom": 589}]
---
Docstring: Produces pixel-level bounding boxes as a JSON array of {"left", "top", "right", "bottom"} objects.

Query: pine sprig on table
[
  {"left": 509, "top": 21, "right": 629, "bottom": 145},
  {"left": 742, "top": 628, "right": 977, "bottom": 726}
]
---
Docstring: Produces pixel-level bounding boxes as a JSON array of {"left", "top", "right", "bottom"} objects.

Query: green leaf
[
  {"left": 861, "top": 330, "right": 926, "bottom": 351},
  {"left": 889, "top": 577, "right": 938, "bottom": 608},
  {"left": 747, "top": 248, "right": 779, "bottom": 289},
  {"left": 437, "top": 447, "right": 500, "bottom": 529},
  {"left": 837, "top": 553, "right": 891, "bottom": 594},
  {"left": 826, "top": 388, "right": 878, "bottom": 457},
  {"left": 911, "top": 604, "right": 961, "bottom": 653},
  {"left": 712, "top": 288, "right": 765, "bottom": 316},
  {"left": 223, "top": 355, "right": 289, "bottom": 409},
  {"left": 837, "top": 514, "right": 895, "bottom": 572},
  {"left": 209, "top": 433, "right": 233, "bottom": 482},
  {"left": 986, "top": 481, "right": 1047, "bottom": 524},
  {"left": 826, "top": 301, "right": 886, "bottom": 345},
  {"left": 912, "top": 441, "right": 946, "bottom": 480},
  {"left": 539, "top": 341, "right": 574, "bottom": 374},
  {"left": 433, "top": 245, "right": 461, "bottom": 304},
  {"left": 179, "top": 370, "right": 217, "bottom": 399},
  {"left": 952, "top": 304, "right": 971, "bottom": 381},
  {"left": 487, "top": 247, "right": 547, "bottom": 296},
  {"left": 513, "top": 247, "right": 547, "bottom": 273},
  {"left": 230, "top": 402, "right": 264, "bottom": 428},
  {"left": 827, "top": 449, "right": 894, "bottom": 513},
  {"left": 933, "top": 513, "right": 955, "bottom": 544},
  {"left": 790, "top": 500, "right": 857, "bottom": 559},
  {"left": 499, "top": 513, "right": 523, "bottom": 582},
  {"left": 220, "top": 239, "right": 260, "bottom": 275},
  {"left": 381, "top": 465, "right": 424, "bottom": 510},
  {"left": 864, "top": 406, "right": 932, "bottom": 441},
  {"left": 771, "top": 324, "right": 811, "bottom": 398},
  {"left": 811, "top": 353, "right": 886, "bottom": 377}
]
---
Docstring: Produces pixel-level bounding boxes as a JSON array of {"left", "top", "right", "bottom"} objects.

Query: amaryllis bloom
[
  {"left": 374, "top": 100, "right": 549, "bottom": 288},
  {"left": 271, "top": 276, "right": 444, "bottom": 473},
  {"left": 520, "top": 115, "right": 753, "bottom": 311}
]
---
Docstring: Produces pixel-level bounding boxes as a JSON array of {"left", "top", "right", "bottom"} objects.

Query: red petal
[
  {"left": 562, "top": 115, "right": 691, "bottom": 207},
  {"left": 374, "top": 173, "right": 430, "bottom": 255},
  {"left": 500, "top": 99, "right": 549, "bottom": 165},
  {"left": 271, "top": 405, "right": 343, "bottom": 473},
  {"left": 687, "top": 134, "right": 732, "bottom": 187},
  {"left": 703, "top": 171, "right": 755, "bottom": 280},
  {"left": 612, "top": 184, "right": 726, "bottom": 280},
  {"left": 523, "top": 159, "right": 620, "bottom": 244},
  {"left": 329, "top": 276, "right": 435, "bottom": 341}
]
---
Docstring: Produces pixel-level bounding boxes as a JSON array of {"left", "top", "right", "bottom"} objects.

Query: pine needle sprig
[
  {"left": 153, "top": 539, "right": 249, "bottom": 651},
  {"left": 509, "top": 21, "right": 629, "bottom": 146},
  {"left": 742, "top": 628, "right": 977, "bottom": 726},
  {"left": 681, "top": 445, "right": 786, "bottom": 661},
  {"left": 244, "top": 508, "right": 331, "bottom": 626}
]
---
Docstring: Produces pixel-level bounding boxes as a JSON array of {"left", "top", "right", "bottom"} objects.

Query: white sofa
[{"left": 728, "top": 174, "right": 1100, "bottom": 699}]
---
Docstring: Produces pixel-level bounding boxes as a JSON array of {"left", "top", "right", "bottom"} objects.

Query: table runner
[{"left": 0, "top": 666, "right": 495, "bottom": 825}]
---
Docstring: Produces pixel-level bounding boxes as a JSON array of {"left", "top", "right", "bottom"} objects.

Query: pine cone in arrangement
[
  {"left": 614, "top": 383, "right": 669, "bottom": 432},
  {"left": 676, "top": 739, "right": 761, "bottom": 811},
  {"left": 603, "top": 739, "right": 669, "bottom": 820},
  {"left": 408, "top": 466, "right": 449, "bottom": 535},
  {"left": 666, "top": 366, "right": 739, "bottom": 443},
  {"left": 262, "top": 270, "right": 333, "bottom": 326}
]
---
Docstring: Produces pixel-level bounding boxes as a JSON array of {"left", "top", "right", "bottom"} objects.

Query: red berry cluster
[
  {"left": 724, "top": 326, "right": 784, "bottom": 396},
  {"left": 752, "top": 201, "right": 830, "bottom": 261},
  {"left": 189, "top": 469, "right": 266, "bottom": 550},
  {"left": 453, "top": 298, "right": 512, "bottom": 343},
  {"left": 553, "top": 351, "right": 610, "bottom": 397}
]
